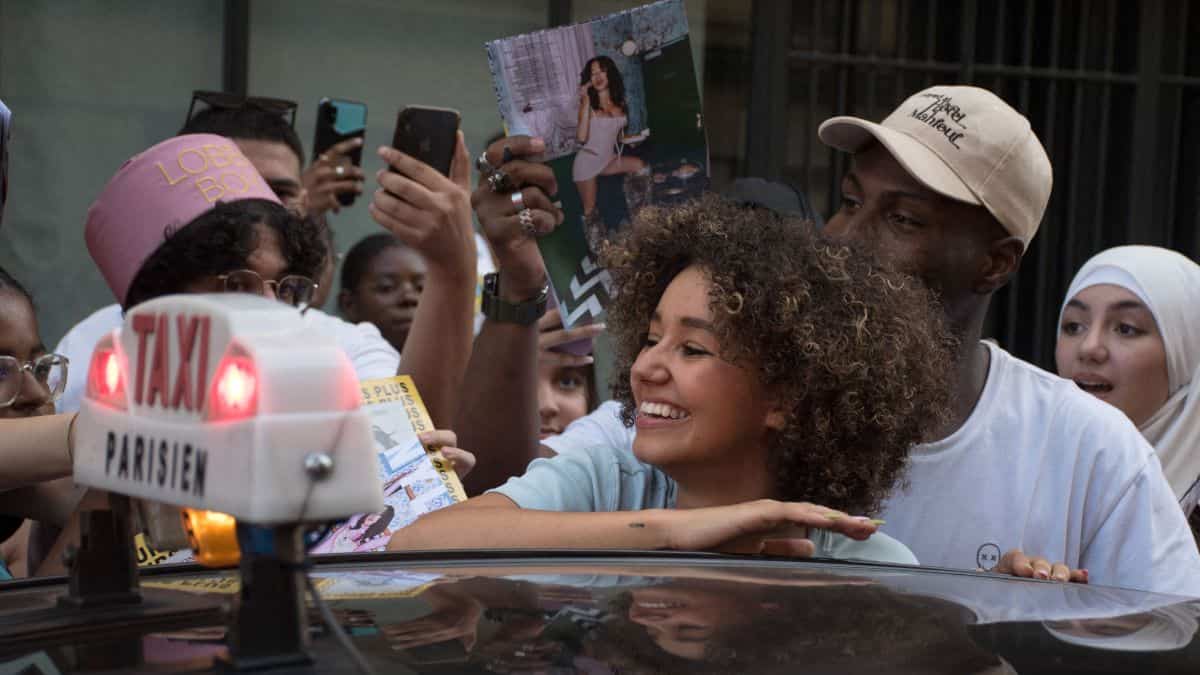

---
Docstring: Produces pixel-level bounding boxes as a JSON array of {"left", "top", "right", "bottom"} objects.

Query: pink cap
[{"left": 85, "top": 134, "right": 281, "bottom": 305}]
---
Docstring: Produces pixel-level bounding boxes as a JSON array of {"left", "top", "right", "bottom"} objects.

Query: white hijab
[{"left": 1060, "top": 245, "right": 1200, "bottom": 507}]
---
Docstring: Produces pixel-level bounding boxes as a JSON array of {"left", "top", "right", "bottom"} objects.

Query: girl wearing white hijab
[{"left": 1056, "top": 245, "right": 1200, "bottom": 517}]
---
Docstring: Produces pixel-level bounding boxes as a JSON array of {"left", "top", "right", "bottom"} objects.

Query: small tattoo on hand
[{"left": 628, "top": 522, "right": 646, "bottom": 529}]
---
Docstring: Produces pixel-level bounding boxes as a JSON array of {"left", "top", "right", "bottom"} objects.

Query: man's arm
[
  {"left": 455, "top": 136, "right": 565, "bottom": 494},
  {"left": 370, "top": 133, "right": 477, "bottom": 426}
]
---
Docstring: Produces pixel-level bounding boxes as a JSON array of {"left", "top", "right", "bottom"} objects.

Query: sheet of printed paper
[
  {"left": 311, "top": 375, "right": 466, "bottom": 554},
  {"left": 485, "top": 0, "right": 708, "bottom": 328}
]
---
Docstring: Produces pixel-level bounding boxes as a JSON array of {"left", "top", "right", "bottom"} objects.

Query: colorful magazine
[
  {"left": 485, "top": 0, "right": 709, "bottom": 328},
  {"left": 311, "top": 375, "right": 466, "bottom": 554}
]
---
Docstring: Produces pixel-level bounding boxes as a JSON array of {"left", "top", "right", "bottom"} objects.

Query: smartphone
[
  {"left": 392, "top": 106, "right": 461, "bottom": 176},
  {"left": 312, "top": 97, "right": 367, "bottom": 207}
]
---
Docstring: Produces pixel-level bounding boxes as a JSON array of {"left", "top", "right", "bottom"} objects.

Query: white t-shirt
[
  {"left": 543, "top": 342, "right": 1200, "bottom": 596},
  {"left": 54, "top": 303, "right": 399, "bottom": 414}
]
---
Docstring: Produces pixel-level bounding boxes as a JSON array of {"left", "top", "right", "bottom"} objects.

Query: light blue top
[{"left": 490, "top": 443, "right": 918, "bottom": 565}]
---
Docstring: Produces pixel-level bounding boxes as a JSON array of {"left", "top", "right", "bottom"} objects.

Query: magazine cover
[
  {"left": 486, "top": 0, "right": 708, "bottom": 327},
  {"left": 311, "top": 375, "right": 466, "bottom": 554}
]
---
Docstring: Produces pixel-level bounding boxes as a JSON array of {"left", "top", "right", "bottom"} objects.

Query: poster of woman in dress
[{"left": 486, "top": 0, "right": 707, "bottom": 328}]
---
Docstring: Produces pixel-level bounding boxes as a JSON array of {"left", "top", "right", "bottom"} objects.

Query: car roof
[{"left": 2, "top": 551, "right": 1199, "bottom": 673}]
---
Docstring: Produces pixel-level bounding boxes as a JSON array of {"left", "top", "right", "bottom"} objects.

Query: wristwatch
[{"left": 481, "top": 272, "right": 548, "bottom": 326}]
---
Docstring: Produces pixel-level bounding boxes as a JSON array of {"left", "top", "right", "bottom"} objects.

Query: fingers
[
  {"left": 484, "top": 135, "right": 546, "bottom": 168},
  {"left": 472, "top": 161, "right": 559, "bottom": 205},
  {"left": 996, "top": 549, "right": 1081, "bottom": 583},
  {"left": 537, "top": 350, "right": 595, "bottom": 368},
  {"left": 321, "top": 136, "right": 365, "bottom": 159},
  {"left": 760, "top": 538, "right": 817, "bottom": 558},
  {"left": 370, "top": 190, "right": 431, "bottom": 240},
  {"left": 538, "top": 322, "right": 606, "bottom": 351},
  {"left": 508, "top": 187, "right": 560, "bottom": 219},
  {"left": 309, "top": 163, "right": 367, "bottom": 183},
  {"left": 437, "top": 447, "right": 476, "bottom": 479},
  {"left": 375, "top": 171, "right": 439, "bottom": 215},
  {"left": 496, "top": 209, "right": 559, "bottom": 238},
  {"left": 418, "top": 429, "right": 458, "bottom": 449},
  {"left": 378, "top": 146, "right": 449, "bottom": 193},
  {"left": 449, "top": 131, "right": 470, "bottom": 190},
  {"left": 775, "top": 502, "right": 880, "bottom": 541}
]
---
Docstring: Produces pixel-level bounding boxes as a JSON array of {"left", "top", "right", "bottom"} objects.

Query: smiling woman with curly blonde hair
[{"left": 390, "top": 193, "right": 954, "bottom": 563}]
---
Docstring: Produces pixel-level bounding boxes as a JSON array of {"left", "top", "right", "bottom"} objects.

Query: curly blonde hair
[{"left": 601, "top": 193, "right": 955, "bottom": 515}]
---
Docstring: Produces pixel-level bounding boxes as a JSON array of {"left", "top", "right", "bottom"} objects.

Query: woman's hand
[
  {"left": 371, "top": 132, "right": 475, "bottom": 282},
  {"left": 419, "top": 429, "right": 476, "bottom": 479},
  {"left": 657, "top": 499, "right": 882, "bottom": 557},
  {"left": 536, "top": 310, "right": 604, "bottom": 367},
  {"left": 995, "top": 549, "right": 1088, "bottom": 583},
  {"left": 579, "top": 84, "right": 592, "bottom": 105}
]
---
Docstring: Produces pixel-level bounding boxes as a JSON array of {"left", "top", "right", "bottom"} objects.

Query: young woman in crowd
[
  {"left": 1056, "top": 245, "right": 1200, "bottom": 519},
  {"left": 0, "top": 268, "right": 76, "bottom": 578},
  {"left": 388, "top": 193, "right": 955, "bottom": 561},
  {"left": 338, "top": 233, "right": 427, "bottom": 353},
  {"left": 573, "top": 56, "right": 648, "bottom": 221},
  {"left": 535, "top": 307, "right": 597, "bottom": 441}
]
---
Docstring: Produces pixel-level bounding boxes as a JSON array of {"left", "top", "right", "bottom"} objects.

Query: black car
[{"left": 2, "top": 550, "right": 1198, "bottom": 674}]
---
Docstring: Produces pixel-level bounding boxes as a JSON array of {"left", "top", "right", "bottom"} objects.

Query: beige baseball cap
[{"left": 818, "top": 85, "right": 1052, "bottom": 244}]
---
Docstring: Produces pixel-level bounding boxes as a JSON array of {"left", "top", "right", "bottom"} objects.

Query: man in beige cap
[{"left": 819, "top": 85, "right": 1200, "bottom": 595}]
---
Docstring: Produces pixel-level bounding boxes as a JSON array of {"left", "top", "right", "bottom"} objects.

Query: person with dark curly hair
[{"left": 388, "top": 193, "right": 954, "bottom": 561}]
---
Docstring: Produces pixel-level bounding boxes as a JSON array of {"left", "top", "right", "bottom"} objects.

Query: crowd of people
[{"left": 1, "top": 83, "right": 1199, "bottom": 604}]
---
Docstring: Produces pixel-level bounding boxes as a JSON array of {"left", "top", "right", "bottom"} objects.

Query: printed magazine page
[
  {"left": 312, "top": 375, "right": 466, "bottom": 554},
  {"left": 486, "top": 0, "right": 709, "bottom": 328}
]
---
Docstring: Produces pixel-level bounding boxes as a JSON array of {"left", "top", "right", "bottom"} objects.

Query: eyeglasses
[
  {"left": 217, "top": 269, "right": 318, "bottom": 309},
  {"left": 0, "top": 354, "right": 68, "bottom": 408},
  {"left": 185, "top": 90, "right": 298, "bottom": 129}
]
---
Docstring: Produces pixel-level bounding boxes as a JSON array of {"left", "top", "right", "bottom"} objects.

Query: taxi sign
[{"left": 73, "top": 294, "right": 384, "bottom": 524}]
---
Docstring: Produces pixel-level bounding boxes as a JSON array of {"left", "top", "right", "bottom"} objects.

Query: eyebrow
[
  {"left": 1066, "top": 298, "right": 1148, "bottom": 312},
  {"left": 842, "top": 170, "right": 937, "bottom": 204},
  {"left": 651, "top": 311, "right": 716, "bottom": 333}
]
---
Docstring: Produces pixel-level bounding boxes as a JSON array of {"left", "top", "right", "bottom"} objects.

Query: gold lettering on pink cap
[
  {"left": 178, "top": 148, "right": 209, "bottom": 175},
  {"left": 221, "top": 171, "right": 250, "bottom": 194},
  {"left": 195, "top": 175, "right": 224, "bottom": 203},
  {"left": 156, "top": 161, "right": 189, "bottom": 186},
  {"left": 203, "top": 144, "right": 234, "bottom": 169}
]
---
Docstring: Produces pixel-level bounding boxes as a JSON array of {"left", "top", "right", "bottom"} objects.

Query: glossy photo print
[{"left": 486, "top": 0, "right": 708, "bottom": 327}]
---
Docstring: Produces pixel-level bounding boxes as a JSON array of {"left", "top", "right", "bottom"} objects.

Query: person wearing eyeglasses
[{"left": 0, "top": 267, "right": 80, "bottom": 579}]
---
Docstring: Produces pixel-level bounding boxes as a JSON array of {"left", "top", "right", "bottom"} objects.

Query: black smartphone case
[{"left": 391, "top": 106, "right": 460, "bottom": 177}]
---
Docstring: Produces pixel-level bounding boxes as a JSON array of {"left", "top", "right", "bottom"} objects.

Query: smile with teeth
[
  {"left": 1075, "top": 379, "right": 1113, "bottom": 393},
  {"left": 639, "top": 401, "right": 691, "bottom": 420}
]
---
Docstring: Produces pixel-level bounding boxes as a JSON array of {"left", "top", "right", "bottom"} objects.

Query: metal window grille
[{"left": 740, "top": 0, "right": 1200, "bottom": 369}]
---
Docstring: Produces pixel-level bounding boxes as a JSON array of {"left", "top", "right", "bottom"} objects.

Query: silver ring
[
  {"left": 510, "top": 190, "right": 526, "bottom": 212},
  {"left": 334, "top": 165, "right": 346, "bottom": 178},
  {"left": 487, "top": 170, "right": 513, "bottom": 193},
  {"left": 518, "top": 208, "right": 536, "bottom": 237},
  {"left": 476, "top": 151, "right": 495, "bottom": 175}
]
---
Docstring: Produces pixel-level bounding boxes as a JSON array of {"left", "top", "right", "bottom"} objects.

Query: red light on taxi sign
[
  {"left": 87, "top": 338, "right": 126, "bottom": 409},
  {"left": 208, "top": 351, "right": 257, "bottom": 421}
]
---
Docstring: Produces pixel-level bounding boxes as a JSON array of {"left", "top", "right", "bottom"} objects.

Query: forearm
[
  {"left": 0, "top": 477, "right": 81, "bottom": 525},
  {"left": 0, "top": 414, "right": 74, "bottom": 490},
  {"left": 398, "top": 265, "right": 475, "bottom": 427},
  {"left": 455, "top": 320, "right": 540, "bottom": 494},
  {"left": 388, "top": 499, "right": 671, "bottom": 551}
]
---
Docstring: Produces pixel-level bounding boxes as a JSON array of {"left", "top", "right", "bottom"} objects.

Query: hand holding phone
[
  {"left": 391, "top": 106, "right": 461, "bottom": 177},
  {"left": 308, "top": 98, "right": 367, "bottom": 211}
]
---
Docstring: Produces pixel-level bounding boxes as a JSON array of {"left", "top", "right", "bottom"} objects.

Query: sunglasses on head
[{"left": 185, "top": 90, "right": 298, "bottom": 128}]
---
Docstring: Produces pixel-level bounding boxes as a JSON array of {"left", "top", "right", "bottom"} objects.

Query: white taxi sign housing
[{"left": 73, "top": 294, "right": 384, "bottom": 524}]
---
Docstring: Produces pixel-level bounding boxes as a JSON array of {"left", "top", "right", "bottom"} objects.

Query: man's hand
[
  {"left": 994, "top": 549, "right": 1088, "bottom": 583},
  {"left": 303, "top": 137, "right": 366, "bottom": 216},
  {"left": 660, "top": 500, "right": 883, "bottom": 557},
  {"left": 371, "top": 132, "right": 475, "bottom": 281},
  {"left": 471, "top": 135, "right": 563, "bottom": 301}
]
